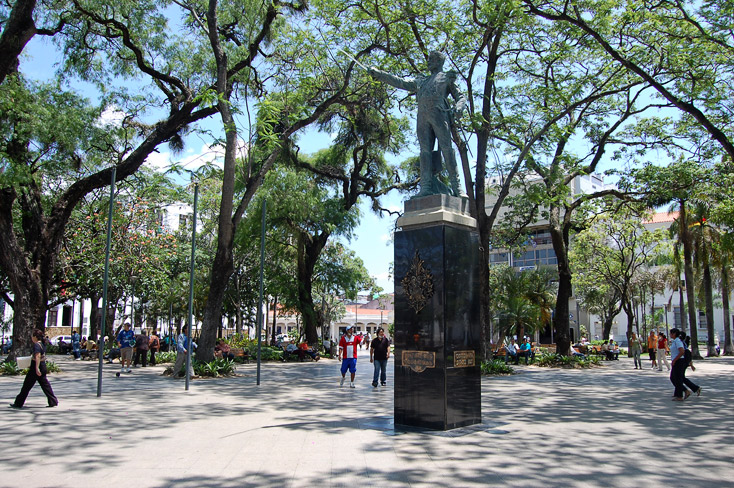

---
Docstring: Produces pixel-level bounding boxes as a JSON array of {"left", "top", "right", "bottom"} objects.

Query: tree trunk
[
  {"left": 721, "top": 263, "right": 733, "bottom": 355},
  {"left": 235, "top": 304, "right": 242, "bottom": 335},
  {"left": 77, "top": 298, "right": 85, "bottom": 336},
  {"left": 197, "top": 0, "right": 242, "bottom": 363},
  {"left": 549, "top": 209, "right": 571, "bottom": 356},
  {"left": 105, "top": 305, "right": 116, "bottom": 346},
  {"left": 678, "top": 282, "right": 688, "bottom": 333},
  {"left": 477, "top": 212, "right": 492, "bottom": 361},
  {"left": 701, "top": 244, "right": 717, "bottom": 356},
  {"left": 298, "top": 233, "right": 329, "bottom": 346},
  {"left": 6, "top": 281, "right": 46, "bottom": 359},
  {"left": 271, "top": 296, "right": 277, "bottom": 345},
  {"left": 602, "top": 315, "right": 613, "bottom": 340},
  {"left": 622, "top": 299, "right": 635, "bottom": 346},
  {"left": 679, "top": 203, "right": 702, "bottom": 358},
  {"left": 0, "top": 0, "right": 42, "bottom": 84},
  {"left": 89, "top": 293, "right": 99, "bottom": 341}
]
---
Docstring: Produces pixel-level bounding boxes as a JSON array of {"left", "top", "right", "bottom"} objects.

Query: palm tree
[
  {"left": 490, "top": 266, "right": 556, "bottom": 343},
  {"left": 669, "top": 203, "right": 703, "bottom": 359},
  {"left": 689, "top": 203, "right": 718, "bottom": 356}
]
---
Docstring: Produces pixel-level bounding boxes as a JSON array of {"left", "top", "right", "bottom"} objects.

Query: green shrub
[
  {"left": 1, "top": 361, "right": 20, "bottom": 375},
  {"left": 45, "top": 361, "right": 61, "bottom": 373},
  {"left": 155, "top": 351, "right": 177, "bottom": 363},
  {"left": 1, "top": 360, "right": 61, "bottom": 375},
  {"left": 535, "top": 353, "right": 600, "bottom": 368},
  {"left": 193, "top": 358, "right": 236, "bottom": 377},
  {"left": 480, "top": 359, "right": 515, "bottom": 375}
]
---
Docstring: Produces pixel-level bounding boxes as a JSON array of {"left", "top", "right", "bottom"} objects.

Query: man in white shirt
[
  {"left": 504, "top": 339, "right": 519, "bottom": 365},
  {"left": 669, "top": 328, "right": 687, "bottom": 401}
]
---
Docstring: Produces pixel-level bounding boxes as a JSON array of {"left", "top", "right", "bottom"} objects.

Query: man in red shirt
[{"left": 338, "top": 325, "right": 361, "bottom": 388}]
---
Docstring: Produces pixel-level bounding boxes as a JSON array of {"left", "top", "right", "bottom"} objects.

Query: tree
[
  {"left": 60, "top": 169, "right": 183, "bottom": 340},
  {"left": 523, "top": 0, "right": 734, "bottom": 165},
  {"left": 0, "top": 0, "right": 67, "bottom": 84},
  {"left": 193, "top": 0, "right": 385, "bottom": 361},
  {"left": 570, "top": 208, "right": 666, "bottom": 343},
  {"left": 489, "top": 265, "right": 555, "bottom": 342},
  {"left": 689, "top": 203, "right": 718, "bottom": 356},
  {"left": 625, "top": 160, "right": 709, "bottom": 358},
  {"left": 714, "top": 233, "right": 734, "bottom": 355}
]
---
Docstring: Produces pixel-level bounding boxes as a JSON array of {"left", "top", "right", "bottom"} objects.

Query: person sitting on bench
[
  {"left": 570, "top": 344, "right": 586, "bottom": 360},
  {"left": 504, "top": 339, "right": 520, "bottom": 365},
  {"left": 518, "top": 338, "right": 535, "bottom": 364},
  {"left": 214, "top": 340, "right": 235, "bottom": 361}
]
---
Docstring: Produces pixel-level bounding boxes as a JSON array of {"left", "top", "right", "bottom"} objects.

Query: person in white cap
[{"left": 338, "top": 325, "right": 362, "bottom": 388}]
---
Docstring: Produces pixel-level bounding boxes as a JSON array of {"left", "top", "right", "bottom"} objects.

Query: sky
[{"left": 20, "top": 34, "right": 406, "bottom": 294}]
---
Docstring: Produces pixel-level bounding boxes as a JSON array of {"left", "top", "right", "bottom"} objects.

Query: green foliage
[
  {"left": 534, "top": 353, "right": 600, "bottom": 369},
  {"left": 489, "top": 265, "right": 556, "bottom": 339},
  {"left": 193, "top": 358, "right": 236, "bottom": 377},
  {"left": 1, "top": 361, "right": 61, "bottom": 375},
  {"left": 155, "top": 351, "right": 177, "bottom": 363},
  {"left": 480, "top": 359, "right": 515, "bottom": 375},
  {"left": 1, "top": 361, "right": 20, "bottom": 375},
  {"left": 222, "top": 334, "right": 284, "bottom": 361}
]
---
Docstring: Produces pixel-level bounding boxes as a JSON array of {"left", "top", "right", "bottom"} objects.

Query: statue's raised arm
[
  {"left": 368, "top": 51, "right": 467, "bottom": 198},
  {"left": 368, "top": 66, "right": 418, "bottom": 93}
]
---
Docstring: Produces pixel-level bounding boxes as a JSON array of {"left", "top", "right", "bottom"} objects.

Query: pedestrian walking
[
  {"left": 370, "top": 327, "right": 390, "bottom": 387},
  {"left": 71, "top": 330, "right": 81, "bottom": 360},
  {"left": 133, "top": 329, "right": 149, "bottom": 367},
  {"left": 10, "top": 329, "right": 58, "bottom": 408},
  {"left": 647, "top": 330, "right": 658, "bottom": 369},
  {"left": 338, "top": 325, "right": 361, "bottom": 388},
  {"left": 669, "top": 328, "right": 687, "bottom": 401},
  {"left": 629, "top": 332, "right": 642, "bottom": 369},
  {"left": 657, "top": 333, "right": 670, "bottom": 371},
  {"left": 173, "top": 325, "right": 195, "bottom": 378},
  {"left": 149, "top": 331, "right": 160, "bottom": 365},
  {"left": 117, "top": 323, "right": 135, "bottom": 374},
  {"left": 679, "top": 332, "right": 702, "bottom": 397}
]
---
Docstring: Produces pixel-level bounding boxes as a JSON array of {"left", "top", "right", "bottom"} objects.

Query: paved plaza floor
[{"left": 1, "top": 354, "right": 733, "bottom": 487}]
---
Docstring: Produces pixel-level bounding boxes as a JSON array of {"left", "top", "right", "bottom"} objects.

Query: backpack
[{"left": 684, "top": 349, "right": 692, "bottom": 365}]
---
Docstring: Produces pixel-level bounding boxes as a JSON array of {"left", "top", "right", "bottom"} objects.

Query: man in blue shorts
[{"left": 338, "top": 325, "right": 361, "bottom": 388}]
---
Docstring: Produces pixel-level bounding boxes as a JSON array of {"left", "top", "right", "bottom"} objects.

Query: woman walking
[
  {"left": 10, "top": 329, "right": 58, "bottom": 408},
  {"left": 629, "top": 333, "right": 642, "bottom": 369},
  {"left": 657, "top": 332, "right": 670, "bottom": 371}
]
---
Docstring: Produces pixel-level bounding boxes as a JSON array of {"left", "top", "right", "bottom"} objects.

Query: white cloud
[
  {"left": 143, "top": 139, "right": 249, "bottom": 173},
  {"left": 380, "top": 233, "right": 390, "bottom": 242},
  {"left": 97, "top": 106, "right": 126, "bottom": 128}
]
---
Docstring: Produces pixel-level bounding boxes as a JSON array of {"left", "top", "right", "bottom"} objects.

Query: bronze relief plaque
[
  {"left": 402, "top": 350, "right": 436, "bottom": 373},
  {"left": 401, "top": 250, "right": 434, "bottom": 314},
  {"left": 453, "top": 350, "right": 476, "bottom": 368}
]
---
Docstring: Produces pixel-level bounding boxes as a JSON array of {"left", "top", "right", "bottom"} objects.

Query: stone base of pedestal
[{"left": 393, "top": 195, "right": 482, "bottom": 431}]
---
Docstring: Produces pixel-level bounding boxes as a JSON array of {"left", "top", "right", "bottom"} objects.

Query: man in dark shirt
[{"left": 369, "top": 327, "right": 391, "bottom": 388}]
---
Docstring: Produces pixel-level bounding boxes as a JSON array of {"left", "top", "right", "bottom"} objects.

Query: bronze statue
[{"left": 368, "top": 51, "right": 466, "bottom": 197}]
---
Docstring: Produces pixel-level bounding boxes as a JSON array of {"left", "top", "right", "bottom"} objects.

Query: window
[
  {"left": 47, "top": 309, "right": 58, "bottom": 328},
  {"left": 673, "top": 307, "right": 681, "bottom": 328}
]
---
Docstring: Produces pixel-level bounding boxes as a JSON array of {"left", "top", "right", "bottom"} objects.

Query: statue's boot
[
  {"left": 449, "top": 171, "right": 467, "bottom": 198},
  {"left": 417, "top": 164, "right": 434, "bottom": 196}
]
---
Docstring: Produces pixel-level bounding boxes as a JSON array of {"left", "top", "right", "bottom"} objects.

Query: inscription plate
[
  {"left": 453, "top": 350, "right": 476, "bottom": 368},
  {"left": 402, "top": 350, "right": 436, "bottom": 373}
]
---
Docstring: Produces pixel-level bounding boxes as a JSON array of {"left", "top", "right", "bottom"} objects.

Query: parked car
[{"left": 50, "top": 335, "right": 72, "bottom": 346}]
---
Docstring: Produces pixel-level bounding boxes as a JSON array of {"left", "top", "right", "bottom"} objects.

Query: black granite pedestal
[{"left": 393, "top": 195, "right": 481, "bottom": 430}]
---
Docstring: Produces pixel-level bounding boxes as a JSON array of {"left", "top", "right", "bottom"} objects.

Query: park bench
[{"left": 231, "top": 348, "right": 250, "bottom": 364}]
